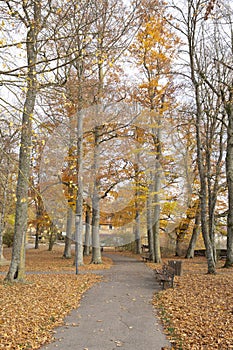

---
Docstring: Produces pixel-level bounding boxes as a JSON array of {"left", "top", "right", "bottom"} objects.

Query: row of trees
[
  {"left": 0, "top": 0, "right": 232, "bottom": 281},
  {"left": 168, "top": 0, "right": 233, "bottom": 273}
]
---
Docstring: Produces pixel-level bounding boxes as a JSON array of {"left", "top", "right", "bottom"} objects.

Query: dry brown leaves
[
  {"left": 0, "top": 245, "right": 111, "bottom": 349},
  {"left": 2, "top": 246, "right": 233, "bottom": 350},
  {"left": 0, "top": 274, "right": 102, "bottom": 349},
  {"left": 152, "top": 258, "right": 233, "bottom": 350},
  {"left": 0, "top": 245, "right": 113, "bottom": 272}
]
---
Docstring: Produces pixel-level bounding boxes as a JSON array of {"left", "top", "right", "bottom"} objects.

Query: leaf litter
[
  {"left": 152, "top": 257, "right": 233, "bottom": 350},
  {"left": 0, "top": 245, "right": 111, "bottom": 349},
  {"left": 1, "top": 247, "right": 233, "bottom": 349}
]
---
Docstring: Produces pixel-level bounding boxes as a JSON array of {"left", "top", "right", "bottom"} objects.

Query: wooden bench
[
  {"left": 154, "top": 264, "right": 175, "bottom": 289},
  {"left": 141, "top": 253, "right": 150, "bottom": 262},
  {"left": 141, "top": 244, "right": 149, "bottom": 252}
]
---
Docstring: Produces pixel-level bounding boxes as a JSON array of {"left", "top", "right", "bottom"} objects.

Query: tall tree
[
  {"left": 4, "top": 0, "right": 42, "bottom": 281},
  {"left": 168, "top": 0, "right": 230, "bottom": 273},
  {"left": 2, "top": 0, "right": 72, "bottom": 281},
  {"left": 201, "top": 1, "right": 233, "bottom": 267},
  {"left": 85, "top": 0, "right": 139, "bottom": 263},
  {"left": 129, "top": 0, "right": 179, "bottom": 262},
  {"left": 200, "top": 3, "right": 233, "bottom": 267},
  {"left": 0, "top": 119, "right": 18, "bottom": 263},
  {"left": 64, "top": 2, "right": 95, "bottom": 271}
]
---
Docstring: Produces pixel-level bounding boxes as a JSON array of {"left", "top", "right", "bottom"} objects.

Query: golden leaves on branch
[{"left": 205, "top": 0, "right": 217, "bottom": 20}]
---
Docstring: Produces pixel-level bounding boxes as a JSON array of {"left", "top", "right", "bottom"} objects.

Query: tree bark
[
  {"left": 187, "top": 1, "right": 216, "bottom": 273},
  {"left": 34, "top": 194, "right": 44, "bottom": 250},
  {"left": 48, "top": 228, "right": 57, "bottom": 252},
  {"left": 152, "top": 114, "right": 162, "bottom": 263},
  {"left": 134, "top": 211, "right": 141, "bottom": 254},
  {"left": 0, "top": 160, "right": 9, "bottom": 263},
  {"left": 133, "top": 147, "right": 141, "bottom": 254},
  {"left": 176, "top": 202, "right": 199, "bottom": 256},
  {"left": 91, "top": 207, "right": 102, "bottom": 264},
  {"left": 153, "top": 160, "right": 162, "bottom": 263},
  {"left": 5, "top": 18, "right": 38, "bottom": 281},
  {"left": 175, "top": 221, "right": 189, "bottom": 257},
  {"left": 34, "top": 225, "right": 40, "bottom": 250},
  {"left": 83, "top": 205, "right": 91, "bottom": 256},
  {"left": 63, "top": 206, "right": 73, "bottom": 259},
  {"left": 195, "top": 84, "right": 216, "bottom": 274},
  {"left": 147, "top": 186, "right": 154, "bottom": 261},
  {"left": 186, "top": 203, "right": 201, "bottom": 258},
  {"left": 91, "top": 33, "right": 104, "bottom": 264},
  {"left": 74, "top": 108, "right": 84, "bottom": 273},
  {"left": 225, "top": 97, "right": 233, "bottom": 267},
  {"left": 91, "top": 127, "right": 102, "bottom": 264}
]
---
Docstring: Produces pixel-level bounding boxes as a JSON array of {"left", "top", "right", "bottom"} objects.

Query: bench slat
[
  {"left": 154, "top": 264, "right": 175, "bottom": 289},
  {"left": 141, "top": 254, "right": 150, "bottom": 262}
]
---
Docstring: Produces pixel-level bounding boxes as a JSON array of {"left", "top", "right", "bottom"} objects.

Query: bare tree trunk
[
  {"left": 5, "top": 17, "right": 38, "bottom": 281},
  {"left": 0, "top": 160, "right": 9, "bottom": 263},
  {"left": 0, "top": 223, "right": 3, "bottom": 262},
  {"left": 91, "top": 207, "right": 102, "bottom": 264},
  {"left": 6, "top": 88, "right": 36, "bottom": 280},
  {"left": 83, "top": 205, "right": 91, "bottom": 256},
  {"left": 153, "top": 118, "right": 162, "bottom": 263},
  {"left": 63, "top": 206, "right": 73, "bottom": 259},
  {"left": 186, "top": 1, "right": 215, "bottom": 273},
  {"left": 153, "top": 162, "right": 162, "bottom": 263},
  {"left": 35, "top": 225, "right": 40, "bottom": 250},
  {"left": 175, "top": 222, "right": 189, "bottom": 257},
  {"left": 74, "top": 108, "right": 84, "bottom": 273},
  {"left": 153, "top": 217, "right": 161, "bottom": 263},
  {"left": 186, "top": 203, "right": 201, "bottom": 258},
  {"left": 147, "top": 181, "right": 154, "bottom": 261},
  {"left": 209, "top": 194, "right": 217, "bottom": 263},
  {"left": 48, "top": 229, "right": 57, "bottom": 251},
  {"left": 91, "top": 35, "right": 104, "bottom": 264},
  {"left": 0, "top": 216, "right": 6, "bottom": 264},
  {"left": 175, "top": 201, "right": 199, "bottom": 256},
  {"left": 134, "top": 211, "right": 141, "bottom": 254},
  {"left": 195, "top": 85, "right": 215, "bottom": 274},
  {"left": 91, "top": 127, "right": 102, "bottom": 264},
  {"left": 34, "top": 194, "right": 44, "bottom": 250},
  {"left": 225, "top": 99, "right": 233, "bottom": 267},
  {"left": 134, "top": 151, "right": 141, "bottom": 254}
]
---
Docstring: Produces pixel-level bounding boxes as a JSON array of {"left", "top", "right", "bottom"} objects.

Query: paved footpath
[{"left": 40, "top": 254, "right": 171, "bottom": 350}]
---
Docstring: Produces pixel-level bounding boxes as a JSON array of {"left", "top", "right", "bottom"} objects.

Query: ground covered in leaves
[
  {"left": 0, "top": 244, "right": 113, "bottom": 272},
  {"left": 0, "top": 244, "right": 111, "bottom": 349},
  {"left": 152, "top": 258, "right": 233, "bottom": 350},
  {"left": 1, "top": 245, "right": 233, "bottom": 350}
]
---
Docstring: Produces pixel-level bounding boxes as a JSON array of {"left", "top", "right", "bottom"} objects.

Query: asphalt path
[{"left": 40, "top": 253, "right": 171, "bottom": 350}]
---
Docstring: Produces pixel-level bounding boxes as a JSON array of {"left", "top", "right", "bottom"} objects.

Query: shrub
[{"left": 3, "top": 228, "right": 14, "bottom": 247}]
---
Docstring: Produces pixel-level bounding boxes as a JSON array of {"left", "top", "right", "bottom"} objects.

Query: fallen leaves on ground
[
  {"left": 2, "top": 245, "right": 233, "bottom": 349},
  {"left": 0, "top": 244, "right": 113, "bottom": 272},
  {"left": 152, "top": 257, "right": 233, "bottom": 350},
  {"left": 0, "top": 274, "right": 101, "bottom": 349},
  {"left": 0, "top": 245, "right": 111, "bottom": 349}
]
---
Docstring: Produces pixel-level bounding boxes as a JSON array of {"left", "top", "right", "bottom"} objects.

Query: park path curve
[{"left": 40, "top": 253, "right": 171, "bottom": 350}]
